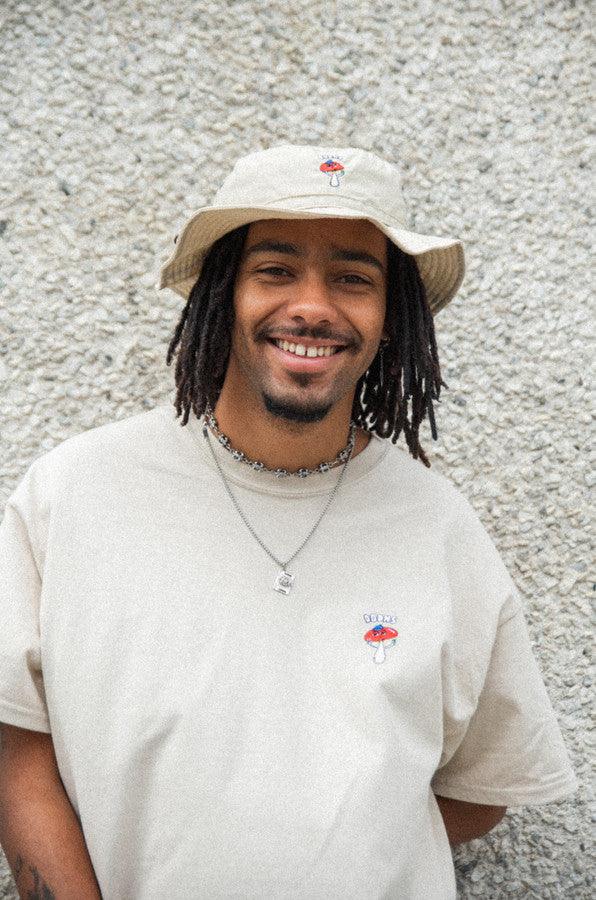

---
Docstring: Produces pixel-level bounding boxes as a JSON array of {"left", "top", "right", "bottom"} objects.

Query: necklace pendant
[{"left": 274, "top": 571, "right": 294, "bottom": 595}]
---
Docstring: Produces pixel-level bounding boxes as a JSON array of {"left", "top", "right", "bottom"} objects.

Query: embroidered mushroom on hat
[
  {"left": 320, "top": 158, "right": 344, "bottom": 187},
  {"left": 364, "top": 624, "right": 398, "bottom": 664}
]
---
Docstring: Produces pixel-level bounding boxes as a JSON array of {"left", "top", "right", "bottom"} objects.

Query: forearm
[
  {"left": 434, "top": 794, "right": 507, "bottom": 846},
  {"left": 0, "top": 775, "right": 101, "bottom": 899}
]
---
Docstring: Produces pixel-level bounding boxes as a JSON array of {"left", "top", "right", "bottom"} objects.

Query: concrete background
[{"left": 0, "top": 0, "right": 592, "bottom": 896}]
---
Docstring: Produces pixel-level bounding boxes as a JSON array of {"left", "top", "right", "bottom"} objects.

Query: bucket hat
[{"left": 158, "top": 144, "right": 465, "bottom": 315}]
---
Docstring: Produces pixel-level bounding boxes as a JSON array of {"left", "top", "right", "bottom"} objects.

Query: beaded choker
[{"left": 203, "top": 405, "right": 357, "bottom": 478}]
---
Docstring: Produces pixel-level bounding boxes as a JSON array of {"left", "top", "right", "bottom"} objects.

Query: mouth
[
  {"left": 268, "top": 338, "right": 346, "bottom": 358},
  {"left": 265, "top": 337, "right": 348, "bottom": 372}
]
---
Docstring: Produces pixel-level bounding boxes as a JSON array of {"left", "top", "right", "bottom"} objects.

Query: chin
[{"left": 262, "top": 393, "right": 332, "bottom": 424}]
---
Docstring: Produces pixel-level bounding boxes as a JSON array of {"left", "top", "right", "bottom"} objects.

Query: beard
[{"left": 262, "top": 388, "right": 333, "bottom": 424}]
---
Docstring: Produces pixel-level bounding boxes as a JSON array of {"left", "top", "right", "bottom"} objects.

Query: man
[{"left": 0, "top": 145, "right": 577, "bottom": 899}]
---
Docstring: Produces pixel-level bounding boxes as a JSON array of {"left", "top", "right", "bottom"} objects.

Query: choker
[{"left": 203, "top": 405, "right": 358, "bottom": 478}]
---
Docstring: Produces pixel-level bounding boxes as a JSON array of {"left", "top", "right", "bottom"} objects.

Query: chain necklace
[
  {"left": 202, "top": 417, "right": 357, "bottom": 594},
  {"left": 203, "top": 404, "right": 355, "bottom": 477}
]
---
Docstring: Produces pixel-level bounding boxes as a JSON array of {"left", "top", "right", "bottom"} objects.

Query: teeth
[{"left": 275, "top": 340, "right": 339, "bottom": 358}]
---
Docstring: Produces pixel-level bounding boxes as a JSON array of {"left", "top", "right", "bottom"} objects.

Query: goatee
[{"left": 263, "top": 393, "right": 331, "bottom": 424}]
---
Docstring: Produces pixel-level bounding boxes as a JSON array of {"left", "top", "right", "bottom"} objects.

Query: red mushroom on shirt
[
  {"left": 320, "top": 158, "right": 344, "bottom": 187},
  {"left": 364, "top": 624, "right": 398, "bottom": 664}
]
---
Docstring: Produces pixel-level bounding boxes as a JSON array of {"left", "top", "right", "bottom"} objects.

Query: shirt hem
[
  {"left": 432, "top": 772, "right": 579, "bottom": 807},
  {"left": 0, "top": 697, "right": 51, "bottom": 733}
]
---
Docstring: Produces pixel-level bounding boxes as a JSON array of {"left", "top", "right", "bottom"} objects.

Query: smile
[
  {"left": 271, "top": 339, "right": 344, "bottom": 358},
  {"left": 266, "top": 338, "right": 347, "bottom": 373}
]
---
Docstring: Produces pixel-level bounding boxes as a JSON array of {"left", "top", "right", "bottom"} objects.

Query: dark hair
[{"left": 166, "top": 224, "right": 447, "bottom": 468}]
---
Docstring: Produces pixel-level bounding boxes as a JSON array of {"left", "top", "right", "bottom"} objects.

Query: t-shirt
[{"left": 0, "top": 403, "right": 577, "bottom": 899}]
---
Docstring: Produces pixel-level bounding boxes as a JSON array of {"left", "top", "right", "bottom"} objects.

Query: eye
[
  {"left": 338, "top": 274, "right": 370, "bottom": 284},
  {"left": 256, "top": 266, "right": 292, "bottom": 277}
]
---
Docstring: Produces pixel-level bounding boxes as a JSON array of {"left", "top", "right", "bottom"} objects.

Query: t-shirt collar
[{"left": 184, "top": 410, "right": 388, "bottom": 496}]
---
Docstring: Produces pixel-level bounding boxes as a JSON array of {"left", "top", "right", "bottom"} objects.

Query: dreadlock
[
  {"left": 352, "top": 235, "right": 448, "bottom": 468},
  {"left": 166, "top": 224, "right": 448, "bottom": 468}
]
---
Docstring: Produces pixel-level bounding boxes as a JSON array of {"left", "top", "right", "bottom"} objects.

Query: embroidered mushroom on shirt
[
  {"left": 364, "top": 624, "right": 398, "bottom": 664},
  {"left": 320, "top": 158, "right": 344, "bottom": 187}
]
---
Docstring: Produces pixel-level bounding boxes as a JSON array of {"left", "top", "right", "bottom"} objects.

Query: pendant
[{"left": 274, "top": 570, "right": 294, "bottom": 595}]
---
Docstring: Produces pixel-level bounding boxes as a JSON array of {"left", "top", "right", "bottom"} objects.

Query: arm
[
  {"left": 434, "top": 794, "right": 507, "bottom": 846},
  {"left": 0, "top": 723, "right": 101, "bottom": 899}
]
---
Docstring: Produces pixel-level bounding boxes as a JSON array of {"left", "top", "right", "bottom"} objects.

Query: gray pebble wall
[{"left": 0, "top": 1, "right": 592, "bottom": 897}]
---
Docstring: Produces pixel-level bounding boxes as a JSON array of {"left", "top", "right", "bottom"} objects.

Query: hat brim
[{"left": 157, "top": 205, "right": 465, "bottom": 315}]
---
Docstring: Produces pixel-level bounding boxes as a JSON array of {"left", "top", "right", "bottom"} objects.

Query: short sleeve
[
  {"left": 431, "top": 604, "right": 578, "bottom": 806},
  {"left": 0, "top": 463, "right": 51, "bottom": 732}
]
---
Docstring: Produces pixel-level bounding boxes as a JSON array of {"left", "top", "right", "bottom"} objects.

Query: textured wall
[{"left": 0, "top": 1, "right": 592, "bottom": 897}]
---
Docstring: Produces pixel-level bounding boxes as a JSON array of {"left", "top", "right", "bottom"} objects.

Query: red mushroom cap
[
  {"left": 364, "top": 625, "right": 398, "bottom": 643},
  {"left": 320, "top": 159, "right": 344, "bottom": 173}
]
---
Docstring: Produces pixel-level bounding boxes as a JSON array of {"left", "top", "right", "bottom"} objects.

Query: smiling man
[
  {"left": 0, "top": 145, "right": 577, "bottom": 899},
  {"left": 215, "top": 217, "right": 388, "bottom": 469}
]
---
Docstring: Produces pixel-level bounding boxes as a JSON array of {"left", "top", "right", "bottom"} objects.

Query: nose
[{"left": 284, "top": 271, "right": 336, "bottom": 328}]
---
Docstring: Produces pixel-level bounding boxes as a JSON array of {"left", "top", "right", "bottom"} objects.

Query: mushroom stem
[
  {"left": 330, "top": 172, "right": 340, "bottom": 187},
  {"left": 373, "top": 641, "right": 386, "bottom": 664}
]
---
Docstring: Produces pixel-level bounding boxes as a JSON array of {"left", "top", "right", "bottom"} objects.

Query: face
[{"left": 225, "top": 217, "right": 388, "bottom": 424}]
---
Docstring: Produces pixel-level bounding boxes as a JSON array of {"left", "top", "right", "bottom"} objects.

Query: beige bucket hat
[{"left": 158, "top": 144, "right": 465, "bottom": 315}]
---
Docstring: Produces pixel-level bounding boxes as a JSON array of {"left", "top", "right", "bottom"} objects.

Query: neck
[{"left": 211, "top": 390, "right": 370, "bottom": 473}]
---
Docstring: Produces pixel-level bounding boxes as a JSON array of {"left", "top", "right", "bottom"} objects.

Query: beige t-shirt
[{"left": 0, "top": 403, "right": 577, "bottom": 899}]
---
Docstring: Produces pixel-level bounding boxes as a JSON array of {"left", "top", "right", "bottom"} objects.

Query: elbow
[
  {"left": 466, "top": 804, "right": 507, "bottom": 842},
  {"left": 435, "top": 794, "right": 508, "bottom": 846}
]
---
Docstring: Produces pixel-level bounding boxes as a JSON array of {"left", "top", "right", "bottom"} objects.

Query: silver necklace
[
  {"left": 203, "top": 404, "right": 355, "bottom": 477},
  {"left": 202, "top": 418, "right": 357, "bottom": 594}
]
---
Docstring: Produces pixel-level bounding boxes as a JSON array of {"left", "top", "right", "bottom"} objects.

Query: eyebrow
[{"left": 243, "top": 239, "right": 386, "bottom": 274}]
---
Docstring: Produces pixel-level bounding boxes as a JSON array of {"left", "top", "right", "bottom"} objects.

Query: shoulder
[
  {"left": 13, "top": 405, "right": 176, "bottom": 506},
  {"left": 375, "top": 436, "right": 471, "bottom": 516},
  {"left": 377, "top": 438, "right": 522, "bottom": 622}
]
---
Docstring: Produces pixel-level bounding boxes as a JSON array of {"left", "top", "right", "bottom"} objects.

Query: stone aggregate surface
[{"left": 0, "top": 0, "right": 593, "bottom": 897}]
